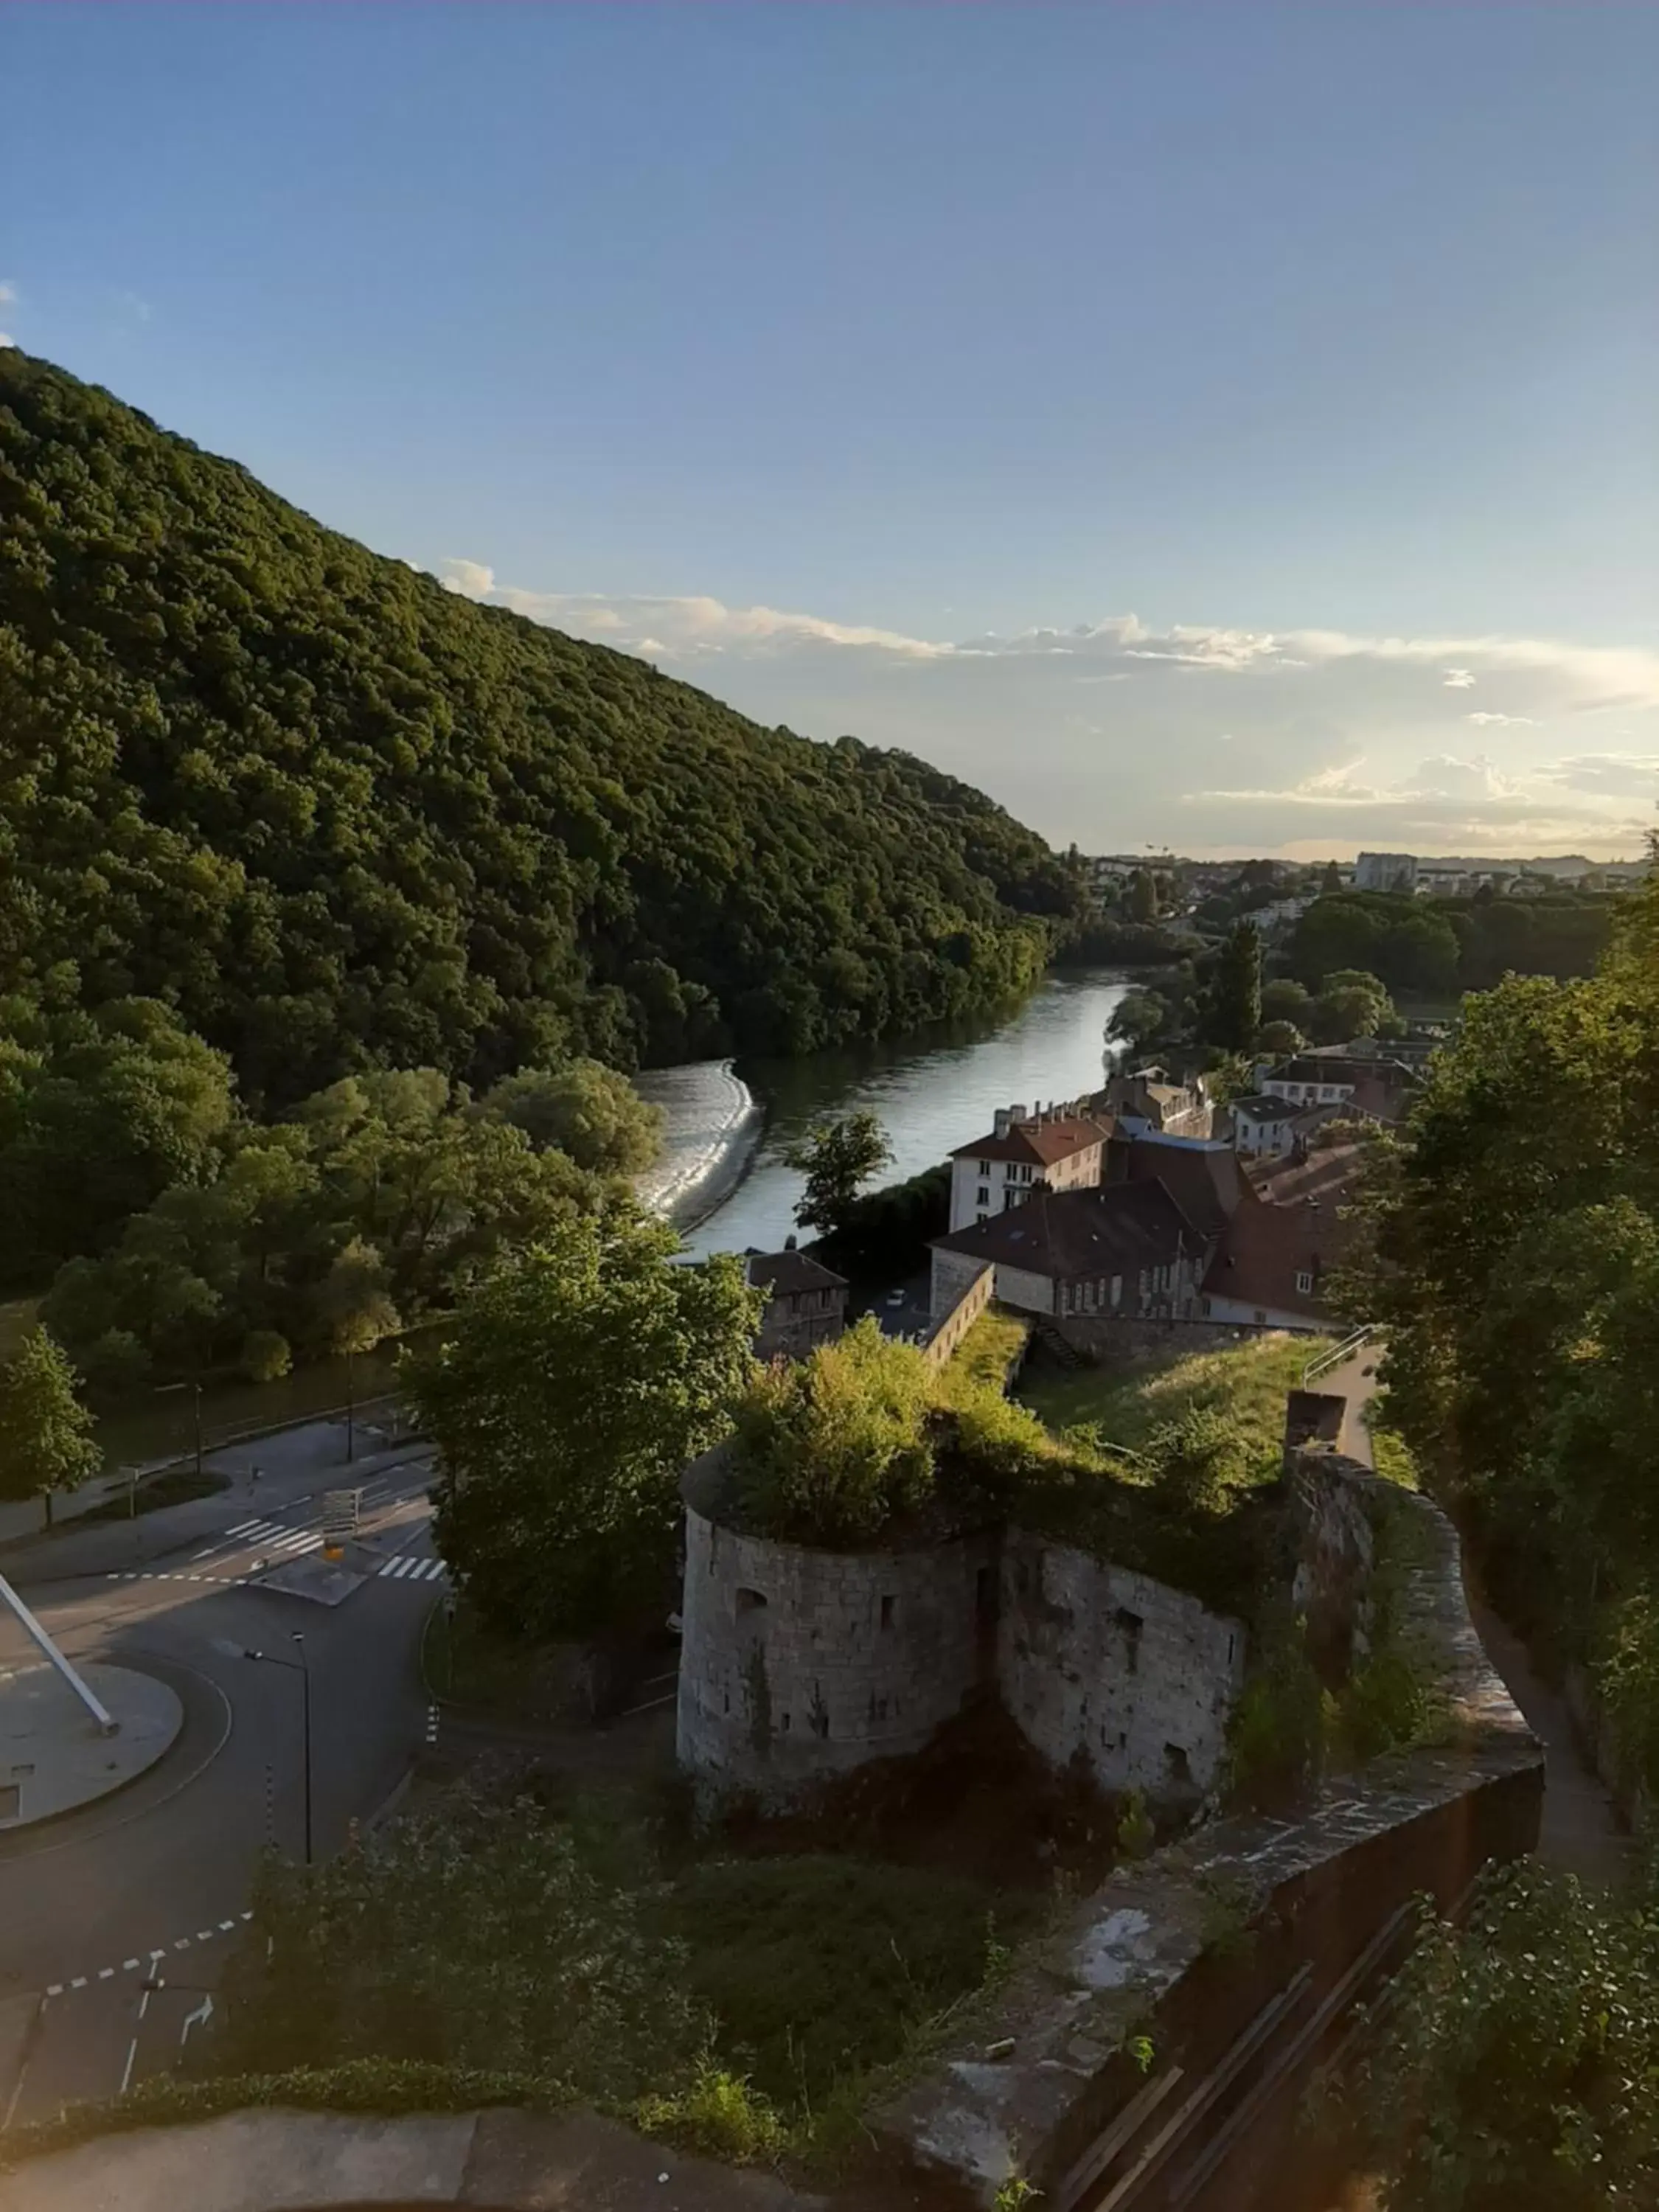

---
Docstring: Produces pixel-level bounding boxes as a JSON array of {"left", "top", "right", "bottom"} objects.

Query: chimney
[
  {"left": 1010, "top": 1102, "right": 1029, "bottom": 1126},
  {"left": 993, "top": 1108, "right": 1012, "bottom": 1139}
]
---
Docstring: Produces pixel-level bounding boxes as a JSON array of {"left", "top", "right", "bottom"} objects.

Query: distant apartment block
[{"left": 1353, "top": 851, "right": 1419, "bottom": 893}]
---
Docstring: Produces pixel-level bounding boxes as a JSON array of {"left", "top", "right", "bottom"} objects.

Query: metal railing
[{"left": 1301, "top": 1326, "right": 1371, "bottom": 1388}]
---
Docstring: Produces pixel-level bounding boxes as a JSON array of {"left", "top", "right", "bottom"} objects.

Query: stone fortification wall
[
  {"left": 676, "top": 1452, "right": 1246, "bottom": 1813},
  {"left": 676, "top": 1458, "right": 998, "bottom": 1808},
  {"left": 998, "top": 1534, "right": 1246, "bottom": 1802},
  {"left": 877, "top": 1453, "right": 1545, "bottom": 2211}
]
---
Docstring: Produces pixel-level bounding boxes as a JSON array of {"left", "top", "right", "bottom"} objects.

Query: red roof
[
  {"left": 1206, "top": 1165, "right": 1357, "bottom": 1319},
  {"left": 950, "top": 1116, "right": 1113, "bottom": 1168}
]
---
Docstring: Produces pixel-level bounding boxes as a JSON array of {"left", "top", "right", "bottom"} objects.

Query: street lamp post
[
  {"left": 237, "top": 1635, "right": 313, "bottom": 1864},
  {"left": 154, "top": 1378, "right": 204, "bottom": 1478},
  {"left": 345, "top": 1346, "right": 355, "bottom": 1467}
]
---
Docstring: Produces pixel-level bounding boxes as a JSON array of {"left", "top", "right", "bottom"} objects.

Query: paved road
[{"left": 0, "top": 1422, "right": 443, "bottom": 2126}]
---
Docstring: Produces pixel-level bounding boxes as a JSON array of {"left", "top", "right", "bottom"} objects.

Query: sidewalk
[{"left": 1317, "top": 1341, "right": 1630, "bottom": 1888}]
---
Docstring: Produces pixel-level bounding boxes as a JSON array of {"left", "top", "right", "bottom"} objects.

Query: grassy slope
[{"left": 1019, "top": 1332, "right": 1329, "bottom": 1468}]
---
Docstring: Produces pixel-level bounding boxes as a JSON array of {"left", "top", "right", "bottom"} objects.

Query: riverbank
[
  {"left": 630, "top": 1059, "right": 765, "bottom": 1234},
  {"left": 643, "top": 971, "right": 1130, "bottom": 1260}
]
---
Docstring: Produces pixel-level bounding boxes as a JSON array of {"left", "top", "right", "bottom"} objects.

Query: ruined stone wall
[
  {"left": 877, "top": 1455, "right": 1545, "bottom": 2211},
  {"left": 676, "top": 1495, "right": 998, "bottom": 1809},
  {"left": 998, "top": 1534, "right": 1247, "bottom": 1803}
]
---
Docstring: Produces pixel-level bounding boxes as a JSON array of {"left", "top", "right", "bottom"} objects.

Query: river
[{"left": 635, "top": 970, "right": 1132, "bottom": 1259}]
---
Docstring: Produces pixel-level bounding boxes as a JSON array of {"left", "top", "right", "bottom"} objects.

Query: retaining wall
[
  {"left": 998, "top": 1536, "right": 1246, "bottom": 1803},
  {"left": 877, "top": 1454, "right": 1545, "bottom": 2209}
]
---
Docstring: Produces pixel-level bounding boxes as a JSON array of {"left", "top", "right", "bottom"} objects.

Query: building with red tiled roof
[
  {"left": 930, "top": 1180, "right": 1204, "bottom": 1323},
  {"left": 1202, "top": 1146, "right": 1361, "bottom": 1332},
  {"left": 947, "top": 1102, "right": 1114, "bottom": 1232}
]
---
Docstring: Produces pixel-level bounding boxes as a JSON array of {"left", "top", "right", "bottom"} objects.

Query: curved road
[{"left": 0, "top": 1423, "right": 440, "bottom": 2126}]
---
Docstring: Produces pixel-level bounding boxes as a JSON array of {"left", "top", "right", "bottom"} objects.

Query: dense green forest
[
  {"left": 1287, "top": 887, "right": 1612, "bottom": 998},
  {"left": 0, "top": 352, "right": 1080, "bottom": 1116}
]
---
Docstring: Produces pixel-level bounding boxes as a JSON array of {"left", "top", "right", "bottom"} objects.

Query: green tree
[
  {"left": 784, "top": 1112, "right": 894, "bottom": 1239},
  {"left": 1107, "top": 988, "right": 1169, "bottom": 1054},
  {"left": 406, "top": 1207, "right": 762, "bottom": 1637},
  {"left": 319, "top": 1237, "right": 402, "bottom": 1357},
  {"left": 1210, "top": 922, "right": 1262, "bottom": 1052},
  {"left": 1352, "top": 1861, "right": 1659, "bottom": 2209},
  {"left": 1312, "top": 969, "right": 1397, "bottom": 1044},
  {"left": 220, "top": 1784, "right": 711, "bottom": 2101},
  {"left": 0, "top": 1326, "right": 101, "bottom": 1528},
  {"left": 1260, "top": 977, "right": 1315, "bottom": 1030},
  {"left": 486, "top": 1060, "right": 664, "bottom": 1175},
  {"left": 1127, "top": 869, "right": 1161, "bottom": 923},
  {"left": 1320, "top": 859, "right": 1343, "bottom": 895},
  {"left": 1253, "top": 1019, "right": 1304, "bottom": 1060}
]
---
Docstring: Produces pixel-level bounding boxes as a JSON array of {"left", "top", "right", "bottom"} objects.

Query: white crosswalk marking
[{"left": 378, "top": 1554, "right": 446, "bottom": 1582}]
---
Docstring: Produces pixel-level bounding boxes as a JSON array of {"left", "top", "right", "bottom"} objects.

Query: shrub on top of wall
[{"left": 729, "top": 1316, "right": 1051, "bottom": 1544}]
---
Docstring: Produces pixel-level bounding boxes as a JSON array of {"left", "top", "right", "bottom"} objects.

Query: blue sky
[{"left": 4, "top": 2, "right": 1658, "bottom": 856}]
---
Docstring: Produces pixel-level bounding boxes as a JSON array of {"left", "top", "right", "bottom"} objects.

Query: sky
[{"left": 4, "top": 1, "right": 1658, "bottom": 859}]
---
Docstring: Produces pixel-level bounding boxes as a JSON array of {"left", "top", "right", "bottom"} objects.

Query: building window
[
  {"left": 1295, "top": 1270, "right": 1315, "bottom": 1295},
  {"left": 976, "top": 1184, "right": 990, "bottom": 1208},
  {"left": 1110, "top": 1275, "right": 1122, "bottom": 1309},
  {"left": 977, "top": 1159, "right": 992, "bottom": 1177}
]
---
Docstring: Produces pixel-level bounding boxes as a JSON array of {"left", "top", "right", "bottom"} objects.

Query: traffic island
[{"left": 0, "top": 1662, "right": 184, "bottom": 1829}]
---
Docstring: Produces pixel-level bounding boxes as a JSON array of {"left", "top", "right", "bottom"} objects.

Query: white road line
[
  {"left": 218, "top": 1919, "right": 235, "bottom": 1932},
  {"left": 45, "top": 1984, "right": 62, "bottom": 1999},
  {"left": 390, "top": 1557, "right": 416, "bottom": 1579},
  {"left": 123, "top": 1958, "right": 139, "bottom": 1971},
  {"left": 69, "top": 1976, "right": 86, "bottom": 1990},
  {"left": 98, "top": 1967, "right": 114, "bottom": 1980}
]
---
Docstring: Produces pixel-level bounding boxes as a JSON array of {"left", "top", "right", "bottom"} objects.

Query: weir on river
[{"left": 634, "top": 970, "right": 1132, "bottom": 1259}]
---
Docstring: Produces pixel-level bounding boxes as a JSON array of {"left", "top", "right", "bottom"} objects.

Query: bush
[
  {"left": 239, "top": 1329, "right": 292, "bottom": 1384},
  {"left": 732, "top": 1318, "right": 935, "bottom": 1541},
  {"left": 1351, "top": 1861, "right": 1659, "bottom": 2208},
  {"left": 77, "top": 1325, "right": 151, "bottom": 1398},
  {"left": 1143, "top": 1404, "right": 1252, "bottom": 1514},
  {"left": 218, "top": 1787, "right": 712, "bottom": 2104},
  {"left": 636, "top": 2059, "right": 787, "bottom": 2165}
]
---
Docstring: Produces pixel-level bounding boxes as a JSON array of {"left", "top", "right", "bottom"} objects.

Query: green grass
[
  {"left": 1362, "top": 1402, "right": 1421, "bottom": 1489},
  {"left": 1018, "top": 1332, "right": 1330, "bottom": 1470},
  {"left": 936, "top": 1307, "right": 1031, "bottom": 1404}
]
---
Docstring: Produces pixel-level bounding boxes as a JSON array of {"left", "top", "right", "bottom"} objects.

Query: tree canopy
[
  {"left": 406, "top": 1208, "right": 762, "bottom": 1636},
  {"left": 0, "top": 351, "right": 1080, "bottom": 1113},
  {"left": 783, "top": 1111, "right": 894, "bottom": 1239},
  {"left": 1370, "top": 858, "right": 1659, "bottom": 1795},
  {"left": 0, "top": 1326, "right": 100, "bottom": 1520}
]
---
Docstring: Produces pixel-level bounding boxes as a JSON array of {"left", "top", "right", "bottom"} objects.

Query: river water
[{"left": 635, "top": 970, "right": 1131, "bottom": 1259}]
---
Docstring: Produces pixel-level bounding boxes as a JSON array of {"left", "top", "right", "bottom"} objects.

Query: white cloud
[
  {"left": 0, "top": 334, "right": 13, "bottom": 351},
  {"left": 0, "top": 282, "right": 15, "bottom": 307},
  {"left": 428, "top": 557, "right": 1659, "bottom": 856}
]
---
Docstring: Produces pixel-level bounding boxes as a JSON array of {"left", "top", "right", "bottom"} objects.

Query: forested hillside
[{"left": 0, "top": 352, "right": 1079, "bottom": 1109}]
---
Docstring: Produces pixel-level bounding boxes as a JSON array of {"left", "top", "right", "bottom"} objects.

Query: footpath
[{"left": 1322, "top": 1342, "right": 1630, "bottom": 1888}]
